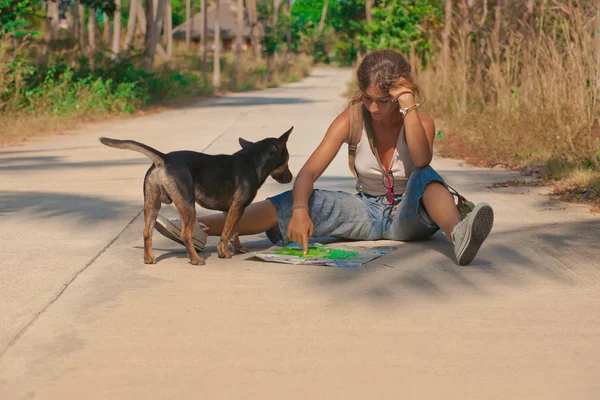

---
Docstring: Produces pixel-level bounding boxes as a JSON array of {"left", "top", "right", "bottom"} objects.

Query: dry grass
[
  {"left": 415, "top": 0, "right": 600, "bottom": 211},
  {"left": 419, "top": 0, "right": 599, "bottom": 170}
]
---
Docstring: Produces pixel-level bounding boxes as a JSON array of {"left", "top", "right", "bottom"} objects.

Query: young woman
[{"left": 155, "top": 49, "right": 494, "bottom": 266}]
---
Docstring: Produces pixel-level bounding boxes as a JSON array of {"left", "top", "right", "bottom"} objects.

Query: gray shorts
[{"left": 266, "top": 165, "right": 447, "bottom": 245}]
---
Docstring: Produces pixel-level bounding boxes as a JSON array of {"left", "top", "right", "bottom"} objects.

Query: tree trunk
[
  {"left": 138, "top": 0, "right": 147, "bottom": 34},
  {"left": 123, "top": 0, "right": 137, "bottom": 56},
  {"left": 103, "top": 12, "right": 112, "bottom": 47},
  {"left": 268, "top": 0, "right": 280, "bottom": 84},
  {"left": 145, "top": 0, "right": 166, "bottom": 71},
  {"left": 76, "top": 0, "right": 87, "bottom": 56},
  {"left": 491, "top": 0, "right": 503, "bottom": 62},
  {"left": 457, "top": 0, "right": 472, "bottom": 111},
  {"left": 442, "top": 0, "right": 453, "bottom": 76},
  {"left": 213, "top": 0, "right": 221, "bottom": 90},
  {"left": 318, "top": 0, "right": 329, "bottom": 34},
  {"left": 596, "top": 2, "right": 600, "bottom": 114},
  {"left": 366, "top": 0, "right": 373, "bottom": 24},
  {"left": 112, "top": 0, "right": 121, "bottom": 59},
  {"left": 247, "top": 0, "right": 261, "bottom": 58},
  {"left": 285, "top": 0, "right": 292, "bottom": 53},
  {"left": 73, "top": 1, "right": 80, "bottom": 43},
  {"left": 66, "top": 6, "right": 75, "bottom": 38},
  {"left": 201, "top": 0, "right": 208, "bottom": 79},
  {"left": 41, "top": 0, "right": 59, "bottom": 58},
  {"left": 166, "top": 0, "right": 173, "bottom": 59},
  {"left": 89, "top": 7, "right": 97, "bottom": 69},
  {"left": 50, "top": 0, "right": 59, "bottom": 40},
  {"left": 233, "top": 0, "right": 244, "bottom": 88},
  {"left": 186, "top": 0, "right": 192, "bottom": 50}
]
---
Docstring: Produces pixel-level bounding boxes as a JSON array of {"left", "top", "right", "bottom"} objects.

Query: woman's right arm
[{"left": 287, "top": 109, "right": 351, "bottom": 254}]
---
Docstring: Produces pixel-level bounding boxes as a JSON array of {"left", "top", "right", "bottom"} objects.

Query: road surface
[{"left": 1, "top": 67, "right": 599, "bottom": 399}]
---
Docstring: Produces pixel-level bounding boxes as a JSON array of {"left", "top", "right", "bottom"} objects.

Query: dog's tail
[{"left": 99, "top": 137, "right": 165, "bottom": 165}]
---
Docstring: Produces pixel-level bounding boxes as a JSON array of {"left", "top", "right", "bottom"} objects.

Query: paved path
[{"left": 1, "top": 67, "right": 599, "bottom": 399}]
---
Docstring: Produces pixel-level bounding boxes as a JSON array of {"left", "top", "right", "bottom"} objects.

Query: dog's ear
[
  {"left": 278, "top": 126, "right": 293, "bottom": 144},
  {"left": 239, "top": 138, "right": 253, "bottom": 148}
]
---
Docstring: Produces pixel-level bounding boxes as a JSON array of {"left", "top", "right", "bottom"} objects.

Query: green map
[{"left": 253, "top": 244, "right": 393, "bottom": 268}]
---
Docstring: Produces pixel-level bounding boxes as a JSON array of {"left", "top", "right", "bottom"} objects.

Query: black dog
[{"left": 99, "top": 127, "right": 293, "bottom": 265}]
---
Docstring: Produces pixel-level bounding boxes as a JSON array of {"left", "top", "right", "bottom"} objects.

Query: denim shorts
[{"left": 266, "top": 165, "right": 447, "bottom": 245}]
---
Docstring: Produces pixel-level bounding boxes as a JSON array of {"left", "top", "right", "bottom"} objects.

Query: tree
[
  {"left": 490, "top": 0, "right": 503, "bottom": 62},
  {"left": 441, "top": 0, "right": 452, "bottom": 75},
  {"left": 213, "top": 0, "right": 221, "bottom": 89},
  {"left": 0, "top": 0, "right": 31, "bottom": 38},
  {"left": 144, "top": 0, "right": 166, "bottom": 71},
  {"left": 233, "top": 0, "right": 244, "bottom": 88},
  {"left": 111, "top": 0, "right": 121, "bottom": 59},
  {"left": 247, "top": 0, "right": 261, "bottom": 57},
  {"left": 40, "top": 0, "right": 60, "bottom": 59},
  {"left": 186, "top": 0, "right": 191, "bottom": 50},
  {"left": 77, "top": 0, "right": 87, "bottom": 55},
  {"left": 103, "top": 12, "right": 112, "bottom": 46},
  {"left": 166, "top": 0, "right": 173, "bottom": 59},
  {"left": 201, "top": 0, "right": 208, "bottom": 79},
  {"left": 89, "top": 6, "right": 97, "bottom": 68},
  {"left": 366, "top": 0, "right": 373, "bottom": 25},
  {"left": 123, "top": 0, "right": 138, "bottom": 56},
  {"left": 319, "top": 0, "right": 329, "bottom": 34},
  {"left": 360, "top": 0, "right": 443, "bottom": 59}
]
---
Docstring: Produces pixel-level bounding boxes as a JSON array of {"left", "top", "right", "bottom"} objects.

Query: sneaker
[
  {"left": 154, "top": 215, "right": 209, "bottom": 252},
  {"left": 451, "top": 203, "right": 494, "bottom": 266}
]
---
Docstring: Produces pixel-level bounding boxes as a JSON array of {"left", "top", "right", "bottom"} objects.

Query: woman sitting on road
[{"left": 155, "top": 49, "right": 494, "bottom": 266}]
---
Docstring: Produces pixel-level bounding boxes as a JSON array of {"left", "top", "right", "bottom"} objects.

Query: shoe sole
[
  {"left": 457, "top": 204, "right": 494, "bottom": 266},
  {"left": 154, "top": 218, "right": 205, "bottom": 252}
]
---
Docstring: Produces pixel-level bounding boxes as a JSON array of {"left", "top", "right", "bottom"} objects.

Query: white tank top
[{"left": 354, "top": 124, "right": 415, "bottom": 196}]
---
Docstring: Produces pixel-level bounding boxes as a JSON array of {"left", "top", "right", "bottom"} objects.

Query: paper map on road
[{"left": 252, "top": 243, "right": 393, "bottom": 268}]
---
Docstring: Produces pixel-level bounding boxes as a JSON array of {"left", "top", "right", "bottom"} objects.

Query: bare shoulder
[
  {"left": 419, "top": 112, "right": 436, "bottom": 133},
  {"left": 419, "top": 112, "right": 435, "bottom": 127},
  {"left": 325, "top": 107, "right": 352, "bottom": 144}
]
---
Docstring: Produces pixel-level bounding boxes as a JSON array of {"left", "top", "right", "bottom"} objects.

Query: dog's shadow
[
  {"left": 132, "top": 246, "right": 216, "bottom": 263},
  {"left": 133, "top": 238, "right": 275, "bottom": 263}
]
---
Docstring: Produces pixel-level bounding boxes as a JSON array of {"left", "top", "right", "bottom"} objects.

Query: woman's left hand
[{"left": 390, "top": 78, "right": 416, "bottom": 109}]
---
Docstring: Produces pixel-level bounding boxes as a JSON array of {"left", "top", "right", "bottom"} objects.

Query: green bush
[{"left": 0, "top": 60, "right": 212, "bottom": 116}]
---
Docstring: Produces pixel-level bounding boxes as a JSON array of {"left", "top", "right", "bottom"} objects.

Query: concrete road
[{"left": 1, "top": 67, "right": 599, "bottom": 399}]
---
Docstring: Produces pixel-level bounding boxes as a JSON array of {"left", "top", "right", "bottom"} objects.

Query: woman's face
[{"left": 361, "top": 84, "right": 398, "bottom": 121}]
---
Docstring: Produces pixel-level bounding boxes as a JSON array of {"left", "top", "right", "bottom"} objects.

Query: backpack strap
[{"left": 348, "top": 103, "right": 364, "bottom": 177}]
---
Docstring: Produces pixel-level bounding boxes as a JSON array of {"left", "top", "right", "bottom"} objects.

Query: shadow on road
[
  {"left": 179, "top": 96, "right": 319, "bottom": 109},
  {"left": 307, "top": 219, "right": 600, "bottom": 307},
  {"left": 0, "top": 156, "right": 150, "bottom": 172},
  {"left": 0, "top": 190, "right": 138, "bottom": 222}
]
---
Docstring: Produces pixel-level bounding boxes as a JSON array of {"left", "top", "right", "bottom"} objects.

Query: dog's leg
[
  {"left": 171, "top": 197, "right": 205, "bottom": 266},
  {"left": 221, "top": 211, "right": 248, "bottom": 254},
  {"left": 143, "top": 182, "right": 162, "bottom": 264},
  {"left": 230, "top": 224, "right": 248, "bottom": 254},
  {"left": 218, "top": 204, "right": 245, "bottom": 259}
]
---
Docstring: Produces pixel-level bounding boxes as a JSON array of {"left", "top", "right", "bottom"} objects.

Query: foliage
[
  {"left": 358, "top": 0, "right": 443, "bottom": 58},
  {"left": 0, "top": 0, "right": 33, "bottom": 38}
]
